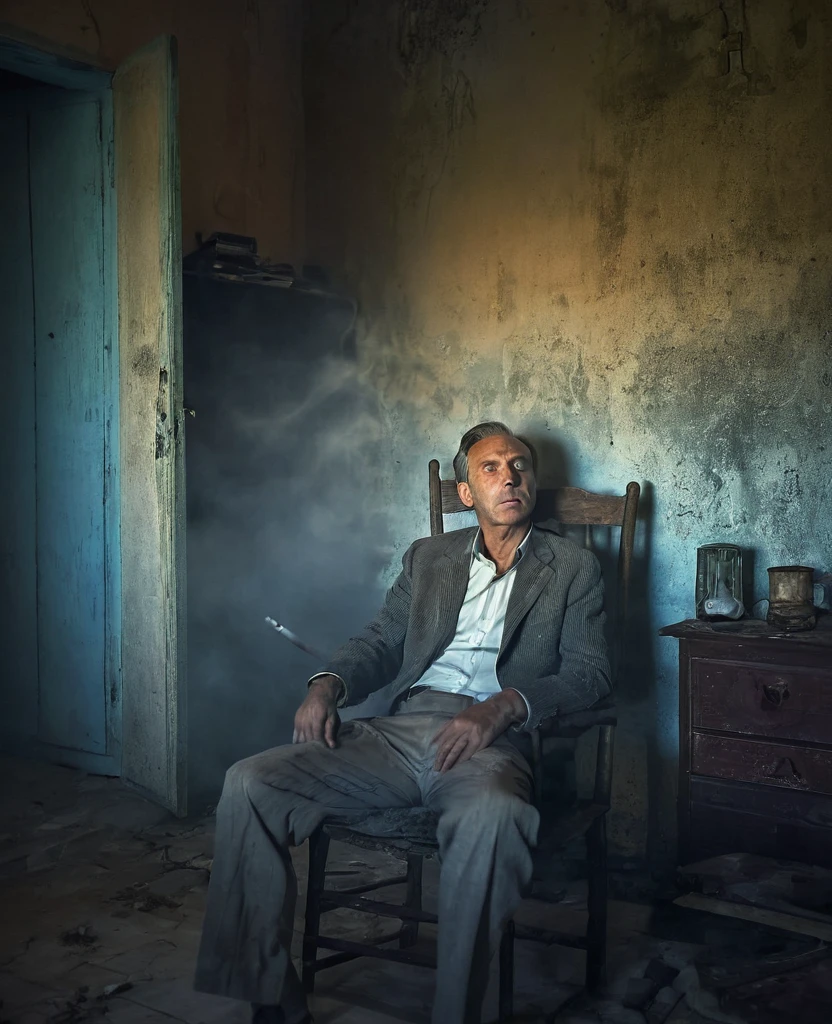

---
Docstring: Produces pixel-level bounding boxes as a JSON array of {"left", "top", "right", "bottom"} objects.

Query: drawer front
[
  {"left": 692, "top": 732, "right": 832, "bottom": 795},
  {"left": 691, "top": 659, "right": 832, "bottom": 743},
  {"left": 686, "top": 778, "right": 832, "bottom": 867}
]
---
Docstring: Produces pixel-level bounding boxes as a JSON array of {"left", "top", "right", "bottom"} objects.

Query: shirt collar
[{"left": 471, "top": 524, "right": 533, "bottom": 569}]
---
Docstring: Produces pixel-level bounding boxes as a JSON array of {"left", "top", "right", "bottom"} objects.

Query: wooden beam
[{"left": 674, "top": 893, "right": 832, "bottom": 942}]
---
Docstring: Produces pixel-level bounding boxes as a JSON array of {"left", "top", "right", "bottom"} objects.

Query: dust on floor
[{"left": 1, "top": 756, "right": 825, "bottom": 1024}]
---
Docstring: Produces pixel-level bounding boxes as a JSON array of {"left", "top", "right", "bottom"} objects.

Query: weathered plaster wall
[
  {"left": 1, "top": 0, "right": 304, "bottom": 261},
  {"left": 304, "top": 0, "right": 832, "bottom": 861}
]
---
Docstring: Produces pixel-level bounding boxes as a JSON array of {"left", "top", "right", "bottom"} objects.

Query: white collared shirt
[{"left": 411, "top": 527, "right": 532, "bottom": 704}]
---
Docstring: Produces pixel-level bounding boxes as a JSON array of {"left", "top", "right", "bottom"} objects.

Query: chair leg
[
  {"left": 498, "top": 920, "right": 514, "bottom": 1023},
  {"left": 302, "top": 827, "right": 331, "bottom": 994},
  {"left": 585, "top": 814, "right": 608, "bottom": 992},
  {"left": 400, "top": 853, "right": 423, "bottom": 948}
]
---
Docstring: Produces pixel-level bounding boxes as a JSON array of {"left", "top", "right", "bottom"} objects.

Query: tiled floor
[{"left": 0, "top": 756, "right": 758, "bottom": 1024}]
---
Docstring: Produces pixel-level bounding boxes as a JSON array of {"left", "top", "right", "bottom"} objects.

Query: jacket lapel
[
  {"left": 419, "top": 528, "right": 473, "bottom": 668},
  {"left": 499, "top": 528, "right": 555, "bottom": 657}
]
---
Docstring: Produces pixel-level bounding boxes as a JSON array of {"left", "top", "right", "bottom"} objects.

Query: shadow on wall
[
  {"left": 531, "top": 436, "right": 657, "bottom": 840},
  {"left": 530, "top": 433, "right": 655, "bottom": 707},
  {"left": 183, "top": 277, "right": 391, "bottom": 805}
]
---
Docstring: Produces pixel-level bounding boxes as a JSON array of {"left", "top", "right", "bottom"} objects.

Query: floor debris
[
  {"left": 4, "top": 757, "right": 832, "bottom": 1023},
  {"left": 673, "top": 892, "right": 832, "bottom": 942},
  {"left": 99, "top": 982, "right": 132, "bottom": 999},
  {"left": 59, "top": 929, "right": 97, "bottom": 949}
]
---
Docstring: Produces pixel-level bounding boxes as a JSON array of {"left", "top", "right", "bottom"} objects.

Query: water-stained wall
[
  {"left": 2, "top": 0, "right": 304, "bottom": 262},
  {"left": 304, "top": 0, "right": 832, "bottom": 861}
]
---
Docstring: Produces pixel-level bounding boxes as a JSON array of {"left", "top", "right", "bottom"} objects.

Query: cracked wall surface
[{"left": 304, "top": 0, "right": 832, "bottom": 861}]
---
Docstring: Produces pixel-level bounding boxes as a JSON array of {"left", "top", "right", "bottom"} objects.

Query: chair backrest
[{"left": 428, "top": 459, "right": 640, "bottom": 683}]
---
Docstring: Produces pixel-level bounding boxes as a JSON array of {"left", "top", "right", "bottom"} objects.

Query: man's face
[{"left": 457, "top": 434, "right": 537, "bottom": 528}]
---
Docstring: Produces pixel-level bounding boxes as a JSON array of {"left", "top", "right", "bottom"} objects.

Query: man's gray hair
[{"left": 453, "top": 421, "right": 518, "bottom": 483}]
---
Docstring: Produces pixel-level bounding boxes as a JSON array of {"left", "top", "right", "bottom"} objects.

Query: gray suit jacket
[{"left": 324, "top": 520, "right": 612, "bottom": 729}]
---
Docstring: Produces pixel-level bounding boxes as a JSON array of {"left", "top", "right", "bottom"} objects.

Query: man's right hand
[{"left": 293, "top": 675, "right": 342, "bottom": 748}]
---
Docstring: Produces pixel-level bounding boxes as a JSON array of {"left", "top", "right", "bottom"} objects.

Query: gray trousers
[{"left": 194, "top": 690, "right": 540, "bottom": 1024}]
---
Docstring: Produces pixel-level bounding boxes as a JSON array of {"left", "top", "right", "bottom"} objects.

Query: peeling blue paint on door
[
  {"left": 30, "top": 93, "right": 110, "bottom": 755},
  {"left": 0, "top": 81, "right": 119, "bottom": 774}
]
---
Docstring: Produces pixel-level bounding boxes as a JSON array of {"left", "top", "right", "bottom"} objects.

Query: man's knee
[
  {"left": 440, "top": 787, "right": 537, "bottom": 839},
  {"left": 222, "top": 746, "right": 291, "bottom": 800},
  {"left": 223, "top": 754, "right": 259, "bottom": 793}
]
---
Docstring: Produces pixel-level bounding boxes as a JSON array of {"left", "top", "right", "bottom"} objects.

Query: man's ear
[{"left": 457, "top": 481, "right": 474, "bottom": 509}]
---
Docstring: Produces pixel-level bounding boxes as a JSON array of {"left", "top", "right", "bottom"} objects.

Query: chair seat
[
  {"left": 321, "top": 799, "right": 609, "bottom": 861},
  {"left": 322, "top": 806, "right": 440, "bottom": 858}
]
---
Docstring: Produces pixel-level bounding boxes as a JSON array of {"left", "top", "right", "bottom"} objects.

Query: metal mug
[{"left": 767, "top": 565, "right": 816, "bottom": 632}]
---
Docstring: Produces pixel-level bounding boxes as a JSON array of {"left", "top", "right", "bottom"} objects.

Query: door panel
[
  {"left": 29, "top": 96, "right": 108, "bottom": 754},
  {"left": 0, "top": 84, "right": 118, "bottom": 774},
  {"left": 0, "top": 109, "right": 38, "bottom": 745},
  {"left": 114, "top": 36, "right": 186, "bottom": 813}
]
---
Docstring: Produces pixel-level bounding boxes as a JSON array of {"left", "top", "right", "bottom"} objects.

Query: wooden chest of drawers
[{"left": 661, "top": 618, "right": 832, "bottom": 867}]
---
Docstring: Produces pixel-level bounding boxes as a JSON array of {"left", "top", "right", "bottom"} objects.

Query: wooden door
[
  {"left": 31, "top": 89, "right": 119, "bottom": 767},
  {"left": 114, "top": 36, "right": 187, "bottom": 814},
  {"left": 0, "top": 83, "right": 119, "bottom": 775}
]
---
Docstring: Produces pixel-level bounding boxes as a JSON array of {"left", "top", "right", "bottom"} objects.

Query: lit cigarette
[{"left": 265, "top": 617, "right": 326, "bottom": 662}]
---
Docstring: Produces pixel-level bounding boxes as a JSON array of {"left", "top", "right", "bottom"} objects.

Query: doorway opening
[{"left": 0, "top": 34, "right": 187, "bottom": 815}]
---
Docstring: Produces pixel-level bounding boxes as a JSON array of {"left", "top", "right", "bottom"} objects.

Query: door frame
[{"left": 0, "top": 33, "right": 111, "bottom": 90}]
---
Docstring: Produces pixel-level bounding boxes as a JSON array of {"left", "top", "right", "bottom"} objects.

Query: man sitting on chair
[{"left": 195, "top": 421, "right": 611, "bottom": 1024}]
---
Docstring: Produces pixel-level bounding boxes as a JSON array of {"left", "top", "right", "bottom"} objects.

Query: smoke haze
[{"left": 184, "top": 277, "right": 393, "bottom": 802}]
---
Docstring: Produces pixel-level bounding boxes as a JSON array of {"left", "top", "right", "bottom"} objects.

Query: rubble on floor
[{"left": 1, "top": 757, "right": 831, "bottom": 1024}]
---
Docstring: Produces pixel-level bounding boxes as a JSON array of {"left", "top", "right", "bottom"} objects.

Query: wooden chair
[{"left": 302, "top": 462, "right": 640, "bottom": 1018}]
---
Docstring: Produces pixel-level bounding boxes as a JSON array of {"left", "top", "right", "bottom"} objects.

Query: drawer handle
[
  {"left": 762, "top": 756, "right": 806, "bottom": 787},
  {"left": 762, "top": 681, "right": 790, "bottom": 707}
]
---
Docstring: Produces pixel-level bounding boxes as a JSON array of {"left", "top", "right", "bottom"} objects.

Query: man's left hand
[{"left": 433, "top": 689, "right": 527, "bottom": 772}]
